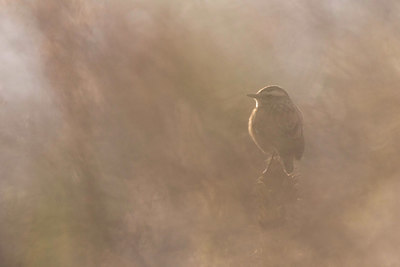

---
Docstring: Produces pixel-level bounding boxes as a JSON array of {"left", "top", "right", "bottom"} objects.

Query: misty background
[{"left": 1, "top": 0, "right": 400, "bottom": 266}]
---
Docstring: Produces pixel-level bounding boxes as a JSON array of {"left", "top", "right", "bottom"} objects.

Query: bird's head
[{"left": 247, "top": 85, "right": 288, "bottom": 107}]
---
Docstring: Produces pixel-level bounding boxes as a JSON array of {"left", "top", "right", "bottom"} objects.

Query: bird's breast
[{"left": 248, "top": 107, "right": 275, "bottom": 153}]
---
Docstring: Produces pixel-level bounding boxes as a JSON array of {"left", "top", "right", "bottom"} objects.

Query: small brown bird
[{"left": 248, "top": 85, "right": 304, "bottom": 175}]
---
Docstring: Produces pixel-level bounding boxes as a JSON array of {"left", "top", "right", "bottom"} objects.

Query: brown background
[{"left": 0, "top": 1, "right": 399, "bottom": 266}]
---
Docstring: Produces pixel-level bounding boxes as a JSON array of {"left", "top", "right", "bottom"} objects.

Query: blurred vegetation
[{"left": 0, "top": 0, "right": 400, "bottom": 266}]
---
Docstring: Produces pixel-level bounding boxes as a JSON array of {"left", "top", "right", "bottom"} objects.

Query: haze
[{"left": 0, "top": 1, "right": 399, "bottom": 266}]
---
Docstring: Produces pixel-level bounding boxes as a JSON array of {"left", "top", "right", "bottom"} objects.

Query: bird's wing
[{"left": 274, "top": 103, "right": 304, "bottom": 159}]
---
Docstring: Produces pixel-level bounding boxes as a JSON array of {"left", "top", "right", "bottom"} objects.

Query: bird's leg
[
  {"left": 262, "top": 151, "right": 276, "bottom": 175},
  {"left": 283, "top": 168, "right": 295, "bottom": 178}
]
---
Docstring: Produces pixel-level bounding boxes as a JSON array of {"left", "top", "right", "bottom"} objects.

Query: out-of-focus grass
[{"left": 0, "top": 0, "right": 400, "bottom": 266}]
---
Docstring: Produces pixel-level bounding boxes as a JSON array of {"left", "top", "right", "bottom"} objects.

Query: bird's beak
[{"left": 247, "top": 93, "right": 258, "bottom": 99}]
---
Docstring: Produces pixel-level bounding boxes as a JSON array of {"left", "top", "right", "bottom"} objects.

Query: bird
[{"left": 247, "top": 85, "right": 304, "bottom": 175}]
